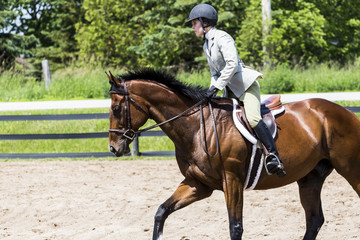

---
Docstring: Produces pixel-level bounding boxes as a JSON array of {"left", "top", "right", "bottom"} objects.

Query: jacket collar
[
  {"left": 205, "top": 27, "right": 216, "bottom": 40},
  {"left": 205, "top": 27, "right": 216, "bottom": 55}
]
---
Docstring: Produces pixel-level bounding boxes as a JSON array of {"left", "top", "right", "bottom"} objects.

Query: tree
[
  {"left": 268, "top": 0, "right": 327, "bottom": 66},
  {"left": 76, "top": 0, "right": 250, "bottom": 69},
  {"left": 76, "top": 0, "right": 145, "bottom": 67},
  {"left": 127, "top": 0, "right": 199, "bottom": 69},
  {"left": 0, "top": 1, "right": 37, "bottom": 70},
  {"left": 13, "top": 0, "right": 83, "bottom": 69},
  {"left": 235, "top": 0, "right": 264, "bottom": 68},
  {"left": 1, "top": 0, "right": 83, "bottom": 74},
  {"left": 33, "top": 0, "right": 84, "bottom": 67},
  {"left": 129, "top": 0, "right": 251, "bottom": 69},
  {"left": 237, "top": 0, "right": 328, "bottom": 67},
  {"left": 4, "top": 0, "right": 359, "bottom": 72},
  {"left": 307, "top": 0, "right": 360, "bottom": 63},
  {"left": 264, "top": 0, "right": 360, "bottom": 66}
]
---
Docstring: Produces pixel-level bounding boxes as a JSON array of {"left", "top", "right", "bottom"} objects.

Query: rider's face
[{"left": 192, "top": 19, "right": 203, "bottom": 37}]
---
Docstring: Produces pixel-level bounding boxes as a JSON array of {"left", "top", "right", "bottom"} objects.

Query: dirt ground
[{"left": 0, "top": 160, "right": 358, "bottom": 240}]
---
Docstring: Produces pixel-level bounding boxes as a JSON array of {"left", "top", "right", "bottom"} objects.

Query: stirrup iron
[{"left": 264, "top": 153, "right": 285, "bottom": 176}]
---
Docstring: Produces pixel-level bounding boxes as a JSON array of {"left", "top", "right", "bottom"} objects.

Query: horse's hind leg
[
  {"left": 332, "top": 156, "right": 360, "bottom": 198},
  {"left": 297, "top": 159, "right": 334, "bottom": 240},
  {"left": 152, "top": 177, "right": 213, "bottom": 240}
]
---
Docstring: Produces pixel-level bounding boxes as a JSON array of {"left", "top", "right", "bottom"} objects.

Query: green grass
[
  {"left": 334, "top": 100, "right": 360, "bottom": 107},
  {"left": 1, "top": 62, "right": 360, "bottom": 102},
  {"left": 0, "top": 65, "right": 123, "bottom": 102},
  {"left": 261, "top": 63, "right": 360, "bottom": 93},
  {"left": 176, "top": 70, "right": 211, "bottom": 87}
]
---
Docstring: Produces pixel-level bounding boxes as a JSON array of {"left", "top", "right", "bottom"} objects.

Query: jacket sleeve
[{"left": 211, "top": 34, "right": 239, "bottom": 90}]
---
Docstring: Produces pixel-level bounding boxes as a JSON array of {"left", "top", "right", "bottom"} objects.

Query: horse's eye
[{"left": 112, "top": 105, "right": 122, "bottom": 116}]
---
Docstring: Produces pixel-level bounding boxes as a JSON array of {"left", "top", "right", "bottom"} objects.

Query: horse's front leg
[
  {"left": 152, "top": 177, "right": 213, "bottom": 240},
  {"left": 223, "top": 173, "right": 244, "bottom": 240}
]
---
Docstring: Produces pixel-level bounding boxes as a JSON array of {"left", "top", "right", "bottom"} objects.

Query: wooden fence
[
  {"left": 0, "top": 113, "right": 174, "bottom": 159},
  {"left": 0, "top": 106, "right": 359, "bottom": 159}
]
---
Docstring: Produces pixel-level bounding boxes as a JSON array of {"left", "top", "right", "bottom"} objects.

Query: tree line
[{"left": 1, "top": 0, "right": 360, "bottom": 78}]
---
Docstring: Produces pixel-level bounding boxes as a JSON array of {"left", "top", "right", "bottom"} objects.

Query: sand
[{"left": 0, "top": 160, "right": 358, "bottom": 240}]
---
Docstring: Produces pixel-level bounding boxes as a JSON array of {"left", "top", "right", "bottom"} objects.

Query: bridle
[
  {"left": 108, "top": 73, "right": 220, "bottom": 158},
  {"left": 108, "top": 77, "right": 149, "bottom": 140},
  {"left": 108, "top": 76, "right": 206, "bottom": 141}
]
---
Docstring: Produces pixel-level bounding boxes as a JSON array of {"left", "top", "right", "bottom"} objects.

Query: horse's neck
[
  {"left": 132, "top": 81, "right": 199, "bottom": 145},
  {"left": 150, "top": 96, "right": 198, "bottom": 140}
]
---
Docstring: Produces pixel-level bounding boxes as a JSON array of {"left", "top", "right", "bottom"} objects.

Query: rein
[
  {"left": 200, "top": 102, "right": 220, "bottom": 157},
  {"left": 109, "top": 98, "right": 206, "bottom": 140},
  {"left": 109, "top": 78, "right": 220, "bottom": 158}
]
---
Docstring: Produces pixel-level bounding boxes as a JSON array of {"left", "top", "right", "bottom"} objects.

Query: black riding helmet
[
  {"left": 186, "top": 4, "right": 218, "bottom": 39},
  {"left": 186, "top": 3, "right": 218, "bottom": 26}
]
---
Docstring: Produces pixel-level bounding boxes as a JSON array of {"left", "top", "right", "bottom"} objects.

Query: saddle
[
  {"left": 232, "top": 94, "right": 285, "bottom": 145},
  {"left": 231, "top": 95, "right": 285, "bottom": 190}
]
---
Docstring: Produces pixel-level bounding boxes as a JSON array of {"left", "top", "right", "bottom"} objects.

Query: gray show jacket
[{"left": 204, "top": 28, "right": 262, "bottom": 97}]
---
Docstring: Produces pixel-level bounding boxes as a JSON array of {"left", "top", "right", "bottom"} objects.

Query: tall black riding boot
[{"left": 253, "top": 120, "right": 286, "bottom": 177}]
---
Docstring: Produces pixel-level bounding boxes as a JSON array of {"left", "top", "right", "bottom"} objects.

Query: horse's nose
[{"left": 109, "top": 146, "right": 117, "bottom": 154}]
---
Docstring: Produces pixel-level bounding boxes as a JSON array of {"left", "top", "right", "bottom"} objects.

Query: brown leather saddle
[{"left": 235, "top": 94, "right": 284, "bottom": 139}]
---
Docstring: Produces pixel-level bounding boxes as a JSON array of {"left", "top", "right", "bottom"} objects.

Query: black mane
[{"left": 119, "top": 68, "right": 208, "bottom": 102}]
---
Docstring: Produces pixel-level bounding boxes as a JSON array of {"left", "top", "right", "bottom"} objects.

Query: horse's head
[{"left": 107, "top": 72, "right": 149, "bottom": 157}]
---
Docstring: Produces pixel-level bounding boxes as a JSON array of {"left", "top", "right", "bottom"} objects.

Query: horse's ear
[
  {"left": 106, "top": 71, "right": 121, "bottom": 85},
  {"left": 105, "top": 71, "right": 112, "bottom": 83},
  {"left": 109, "top": 71, "right": 121, "bottom": 85}
]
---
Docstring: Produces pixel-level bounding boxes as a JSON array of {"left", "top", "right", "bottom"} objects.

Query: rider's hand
[{"left": 206, "top": 85, "right": 219, "bottom": 99}]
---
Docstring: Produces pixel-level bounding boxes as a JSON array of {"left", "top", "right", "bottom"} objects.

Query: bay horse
[{"left": 107, "top": 68, "right": 360, "bottom": 240}]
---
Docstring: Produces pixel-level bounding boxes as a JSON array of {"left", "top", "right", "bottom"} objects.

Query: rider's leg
[
  {"left": 238, "top": 80, "right": 261, "bottom": 129},
  {"left": 253, "top": 120, "right": 286, "bottom": 176},
  {"left": 240, "top": 80, "right": 286, "bottom": 177}
]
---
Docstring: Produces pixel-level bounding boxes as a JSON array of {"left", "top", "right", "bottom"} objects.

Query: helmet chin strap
[{"left": 199, "top": 17, "right": 210, "bottom": 41}]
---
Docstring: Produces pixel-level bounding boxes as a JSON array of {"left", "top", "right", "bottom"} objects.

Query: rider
[{"left": 187, "top": 3, "right": 286, "bottom": 177}]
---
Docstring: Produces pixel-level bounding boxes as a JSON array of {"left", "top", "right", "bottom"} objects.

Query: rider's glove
[{"left": 206, "top": 85, "right": 219, "bottom": 99}]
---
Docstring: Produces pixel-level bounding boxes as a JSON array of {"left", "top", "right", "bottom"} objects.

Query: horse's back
[
  {"left": 285, "top": 98, "right": 360, "bottom": 186},
  {"left": 284, "top": 97, "right": 360, "bottom": 144},
  {"left": 293, "top": 98, "right": 359, "bottom": 137},
  {"left": 284, "top": 97, "right": 359, "bottom": 128}
]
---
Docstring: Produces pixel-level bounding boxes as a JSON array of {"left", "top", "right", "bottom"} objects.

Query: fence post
[
  {"left": 42, "top": 59, "right": 51, "bottom": 88},
  {"left": 262, "top": 0, "right": 271, "bottom": 67},
  {"left": 131, "top": 135, "right": 140, "bottom": 156}
]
